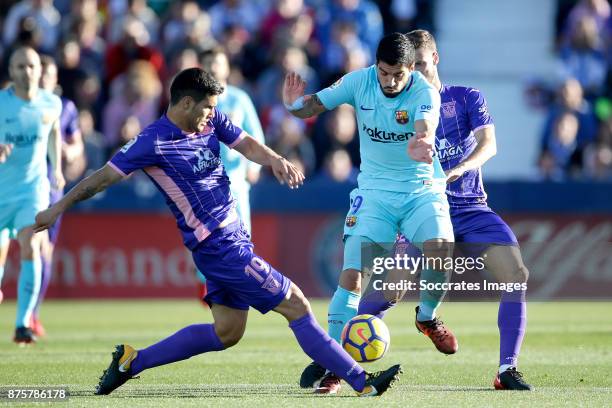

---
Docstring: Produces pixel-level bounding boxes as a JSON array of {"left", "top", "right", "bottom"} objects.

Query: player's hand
[
  {"left": 0, "top": 143, "right": 13, "bottom": 163},
  {"left": 445, "top": 165, "right": 465, "bottom": 183},
  {"left": 271, "top": 156, "right": 305, "bottom": 189},
  {"left": 407, "top": 131, "right": 434, "bottom": 164},
  {"left": 33, "top": 206, "right": 61, "bottom": 233},
  {"left": 282, "top": 72, "right": 306, "bottom": 107},
  {"left": 52, "top": 169, "right": 66, "bottom": 191}
]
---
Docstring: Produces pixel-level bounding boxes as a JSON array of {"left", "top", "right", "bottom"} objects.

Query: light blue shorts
[
  {"left": 0, "top": 195, "right": 49, "bottom": 234},
  {"left": 343, "top": 188, "right": 453, "bottom": 271}
]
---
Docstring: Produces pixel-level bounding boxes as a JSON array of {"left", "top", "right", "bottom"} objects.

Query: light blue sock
[
  {"left": 16, "top": 259, "right": 41, "bottom": 328},
  {"left": 417, "top": 268, "right": 449, "bottom": 321},
  {"left": 327, "top": 286, "right": 360, "bottom": 343}
]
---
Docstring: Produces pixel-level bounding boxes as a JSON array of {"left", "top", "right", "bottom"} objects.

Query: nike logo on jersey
[{"left": 360, "top": 105, "right": 374, "bottom": 111}]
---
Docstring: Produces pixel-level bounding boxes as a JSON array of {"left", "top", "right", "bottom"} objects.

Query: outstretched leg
[{"left": 96, "top": 303, "right": 245, "bottom": 395}]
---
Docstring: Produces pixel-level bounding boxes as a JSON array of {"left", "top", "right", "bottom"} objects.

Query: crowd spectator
[
  {"left": 102, "top": 60, "right": 162, "bottom": 151},
  {"left": 558, "top": 14, "right": 608, "bottom": 98},
  {"left": 3, "top": 0, "right": 60, "bottom": 53},
  {"left": 104, "top": 16, "right": 165, "bottom": 84},
  {"left": 5, "top": 0, "right": 461, "bottom": 232}
]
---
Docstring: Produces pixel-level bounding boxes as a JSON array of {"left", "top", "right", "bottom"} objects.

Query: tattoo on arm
[
  {"left": 293, "top": 94, "right": 326, "bottom": 118},
  {"left": 73, "top": 184, "right": 101, "bottom": 203}
]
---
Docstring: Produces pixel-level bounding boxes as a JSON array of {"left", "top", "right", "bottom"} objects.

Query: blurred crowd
[
  {"left": 0, "top": 0, "right": 435, "bottom": 187},
  {"left": 0, "top": 0, "right": 609, "bottom": 187},
  {"left": 532, "top": 0, "right": 611, "bottom": 181}
]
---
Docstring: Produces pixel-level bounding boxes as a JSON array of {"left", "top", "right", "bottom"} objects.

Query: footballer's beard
[{"left": 379, "top": 83, "right": 405, "bottom": 98}]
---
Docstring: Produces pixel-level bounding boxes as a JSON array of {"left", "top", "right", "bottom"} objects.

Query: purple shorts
[
  {"left": 192, "top": 221, "right": 291, "bottom": 314},
  {"left": 450, "top": 206, "right": 517, "bottom": 245},
  {"left": 396, "top": 206, "right": 517, "bottom": 257}
]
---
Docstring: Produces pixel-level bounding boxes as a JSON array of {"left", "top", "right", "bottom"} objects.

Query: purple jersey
[
  {"left": 48, "top": 98, "right": 80, "bottom": 187},
  {"left": 109, "top": 111, "right": 245, "bottom": 250},
  {"left": 436, "top": 85, "right": 494, "bottom": 208},
  {"left": 60, "top": 97, "right": 79, "bottom": 142}
]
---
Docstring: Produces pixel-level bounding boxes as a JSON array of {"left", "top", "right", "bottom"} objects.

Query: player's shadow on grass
[
  {"left": 70, "top": 385, "right": 308, "bottom": 399},
  {"left": 70, "top": 384, "right": 494, "bottom": 398}
]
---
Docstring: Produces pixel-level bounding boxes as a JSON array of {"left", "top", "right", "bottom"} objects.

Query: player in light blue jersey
[
  {"left": 0, "top": 47, "right": 64, "bottom": 344},
  {"left": 285, "top": 33, "right": 458, "bottom": 393},
  {"left": 201, "top": 48, "right": 265, "bottom": 235}
]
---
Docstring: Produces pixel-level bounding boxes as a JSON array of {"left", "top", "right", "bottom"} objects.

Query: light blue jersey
[
  {"left": 0, "top": 87, "right": 62, "bottom": 204},
  {"left": 217, "top": 85, "right": 264, "bottom": 234},
  {"left": 317, "top": 66, "right": 445, "bottom": 194}
]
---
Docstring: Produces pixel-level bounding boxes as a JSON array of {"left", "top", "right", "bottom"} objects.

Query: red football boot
[{"left": 414, "top": 307, "right": 458, "bottom": 354}]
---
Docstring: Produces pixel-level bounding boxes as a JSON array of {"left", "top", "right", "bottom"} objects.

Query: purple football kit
[
  {"left": 395, "top": 85, "right": 517, "bottom": 248},
  {"left": 109, "top": 111, "right": 291, "bottom": 313},
  {"left": 436, "top": 85, "right": 517, "bottom": 246},
  {"left": 391, "top": 84, "right": 525, "bottom": 371},
  {"left": 105, "top": 110, "right": 372, "bottom": 393}
]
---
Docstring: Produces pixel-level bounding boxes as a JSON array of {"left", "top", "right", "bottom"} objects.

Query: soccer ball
[{"left": 341, "top": 314, "right": 390, "bottom": 362}]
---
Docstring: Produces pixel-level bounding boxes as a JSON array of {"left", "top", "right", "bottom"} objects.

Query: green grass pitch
[{"left": 0, "top": 300, "right": 611, "bottom": 407}]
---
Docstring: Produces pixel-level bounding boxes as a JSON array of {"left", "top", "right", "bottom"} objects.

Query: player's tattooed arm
[
  {"left": 33, "top": 164, "right": 123, "bottom": 232},
  {"left": 282, "top": 72, "right": 327, "bottom": 119},
  {"left": 291, "top": 94, "right": 326, "bottom": 119}
]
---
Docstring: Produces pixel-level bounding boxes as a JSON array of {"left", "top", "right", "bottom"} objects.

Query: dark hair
[
  {"left": 169, "top": 67, "right": 224, "bottom": 105},
  {"left": 200, "top": 46, "right": 226, "bottom": 61},
  {"left": 406, "top": 29, "right": 437, "bottom": 51},
  {"left": 376, "top": 32, "right": 415, "bottom": 66},
  {"left": 40, "top": 54, "right": 56, "bottom": 69}
]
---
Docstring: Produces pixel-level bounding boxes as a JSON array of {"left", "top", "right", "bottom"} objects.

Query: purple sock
[
  {"left": 358, "top": 290, "right": 396, "bottom": 319},
  {"left": 290, "top": 313, "right": 365, "bottom": 391},
  {"left": 130, "top": 324, "right": 224, "bottom": 375},
  {"left": 498, "top": 290, "right": 526, "bottom": 367},
  {"left": 34, "top": 256, "right": 52, "bottom": 316}
]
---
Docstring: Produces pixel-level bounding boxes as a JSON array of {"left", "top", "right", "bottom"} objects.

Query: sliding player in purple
[
  {"left": 33, "top": 68, "right": 402, "bottom": 397},
  {"left": 285, "top": 33, "right": 456, "bottom": 394},
  {"left": 402, "top": 29, "right": 532, "bottom": 390}
]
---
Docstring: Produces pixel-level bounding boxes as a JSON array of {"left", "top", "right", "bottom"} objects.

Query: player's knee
[
  {"left": 422, "top": 239, "right": 453, "bottom": 266},
  {"left": 339, "top": 269, "right": 361, "bottom": 293},
  {"left": 512, "top": 264, "right": 529, "bottom": 283},
  {"left": 17, "top": 239, "right": 37, "bottom": 259},
  {"left": 277, "top": 283, "right": 311, "bottom": 321},
  {"left": 214, "top": 322, "right": 245, "bottom": 348}
]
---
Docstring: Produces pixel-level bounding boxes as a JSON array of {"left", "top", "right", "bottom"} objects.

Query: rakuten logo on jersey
[{"left": 362, "top": 123, "right": 414, "bottom": 143}]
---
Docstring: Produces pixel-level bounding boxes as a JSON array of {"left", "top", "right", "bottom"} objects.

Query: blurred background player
[
  {"left": 201, "top": 47, "right": 265, "bottom": 235},
  {"left": 402, "top": 29, "right": 532, "bottom": 390},
  {"left": 34, "top": 68, "right": 402, "bottom": 397},
  {"left": 0, "top": 46, "right": 64, "bottom": 344},
  {"left": 284, "top": 32, "right": 456, "bottom": 394},
  {"left": 28, "top": 54, "right": 85, "bottom": 337}
]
